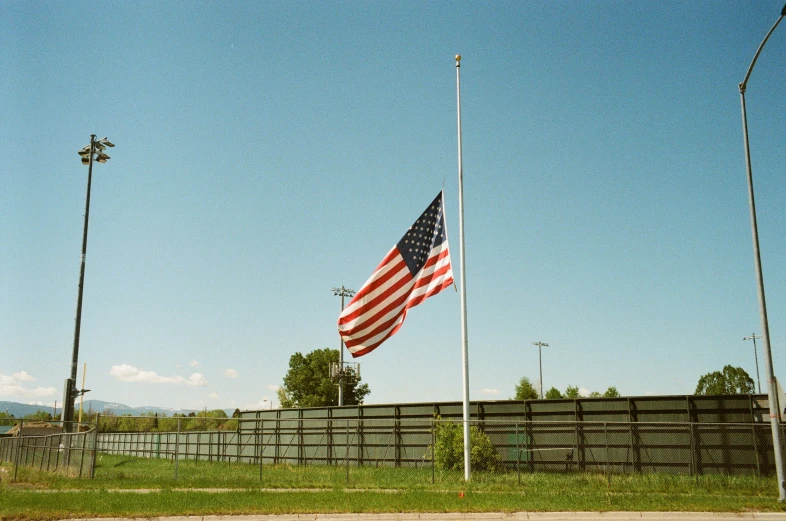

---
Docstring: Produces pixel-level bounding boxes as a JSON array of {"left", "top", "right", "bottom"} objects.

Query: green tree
[
  {"left": 278, "top": 348, "right": 370, "bottom": 408},
  {"left": 603, "top": 386, "right": 621, "bottom": 398},
  {"left": 23, "top": 410, "right": 53, "bottom": 421},
  {"left": 99, "top": 411, "right": 120, "bottom": 432},
  {"left": 158, "top": 415, "right": 180, "bottom": 432},
  {"left": 184, "top": 409, "right": 229, "bottom": 431},
  {"left": 545, "top": 387, "right": 563, "bottom": 399},
  {"left": 514, "top": 376, "right": 539, "bottom": 400},
  {"left": 695, "top": 365, "right": 755, "bottom": 395},
  {"left": 564, "top": 385, "right": 580, "bottom": 399}
]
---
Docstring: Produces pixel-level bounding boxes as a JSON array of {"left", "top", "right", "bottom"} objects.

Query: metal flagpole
[{"left": 455, "top": 54, "right": 471, "bottom": 482}]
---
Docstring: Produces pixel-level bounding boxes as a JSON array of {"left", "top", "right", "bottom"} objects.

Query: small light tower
[
  {"left": 744, "top": 334, "right": 763, "bottom": 394},
  {"left": 332, "top": 286, "right": 357, "bottom": 406},
  {"left": 533, "top": 341, "right": 549, "bottom": 399},
  {"left": 63, "top": 135, "right": 114, "bottom": 432}
]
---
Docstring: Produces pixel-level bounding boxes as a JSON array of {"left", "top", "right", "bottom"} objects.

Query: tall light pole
[
  {"left": 533, "top": 341, "right": 549, "bottom": 399},
  {"left": 333, "top": 286, "right": 355, "bottom": 406},
  {"left": 62, "top": 135, "right": 113, "bottom": 432},
  {"left": 744, "top": 333, "right": 763, "bottom": 394},
  {"left": 738, "top": 3, "right": 786, "bottom": 502}
]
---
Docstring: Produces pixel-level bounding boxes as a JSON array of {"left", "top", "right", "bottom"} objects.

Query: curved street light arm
[{"left": 740, "top": 7, "right": 785, "bottom": 92}]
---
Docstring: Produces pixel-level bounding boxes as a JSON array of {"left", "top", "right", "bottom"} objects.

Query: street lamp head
[
  {"left": 95, "top": 153, "right": 110, "bottom": 163},
  {"left": 81, "top": 156, "right": 90, "bottom": 165},
  {"left": 98, "top": 138, "right": 115, "bottom": 147},
  {"left": 782, "top": 3, "right": 786, "bottom": 16}
]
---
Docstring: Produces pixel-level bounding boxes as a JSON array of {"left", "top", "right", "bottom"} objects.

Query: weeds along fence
[
  {"left": 0, "top": 419, "right": 98, "bottom": 479},
  {"left": 95, "top": 416, "right": 784, "bottom": 480}
]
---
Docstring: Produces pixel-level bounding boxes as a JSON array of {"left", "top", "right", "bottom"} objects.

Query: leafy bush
[{"left": 431, "top": 420, "right": 501, "bottom": 471}]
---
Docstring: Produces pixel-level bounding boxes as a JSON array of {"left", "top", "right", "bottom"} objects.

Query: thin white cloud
[
  {"left": 13, "top": 371, "right": 35, "bottom": 382},
  {"left": 208, "top": 392, "right": 219, "bottom": 400},
  {"left": 189, "top": 360, "right": 200, "bottom": 368},
  {"left": 579, "top": 388, "right": 591, "bottom": 397},
  {"left": 0, "top": 372, "right": 57, "bottom": 399},
  {"left": 479, "top": 388, "right": 500, "bottom": 396},
  {"left": 265, "top": 384, "right": 280, "bottom": 391},
  {"left": 110, "top": 364, "right": 207, "bottom": 386},
  {"left": 224, "top": 369, "right": 239, "bottom": 379}
]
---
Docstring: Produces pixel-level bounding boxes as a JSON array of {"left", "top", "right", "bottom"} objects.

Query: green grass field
[{"left": 3, "top": 453, "right": 786, "bottom": 520}]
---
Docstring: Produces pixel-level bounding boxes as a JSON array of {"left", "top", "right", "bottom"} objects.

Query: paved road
[{"left": 63, "top": 513, "right": 786, "bottom": 521}]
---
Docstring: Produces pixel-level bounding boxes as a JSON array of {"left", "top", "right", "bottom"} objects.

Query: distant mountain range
[{"left": 0, "top": 400, "right": 235, "bottom": 418}]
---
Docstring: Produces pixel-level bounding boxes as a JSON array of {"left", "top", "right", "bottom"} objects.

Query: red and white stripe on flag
[{"left": 337, "top": 191, "right": 454, "bottom": 358}]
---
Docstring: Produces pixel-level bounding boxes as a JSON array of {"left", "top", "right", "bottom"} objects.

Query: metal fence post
[
  {"left": 258, "top": 415, "right": 264, "bottom": 482},
  {"left": 356, "top": 415, "right": 362, "bottom": 467},
  {"left": 174, "top": 417, "right": 180, "bottom": 481},
  {"left": 236, "top": 417, "right": 241, "bottom": 464},
  {"left": 79, "top": 428, "right": 87, "bottom": 478},
  {"left": 688, "top": 422, "right": 694, "bottom": 477},
  {"left": 516, "top": 420, "right": 521, "bottom": 486},
  {"left": 431, "top": 417, "right": 435, "bottom": 484},
  {"left": 91, "top": 413, "right": 100, "bottom": 478},
  {"left": 13, "top": 419, "right": 23, "bottom": 481},
  {"left": 604, "top": 422, "right": 609, "bottom": 477},
  {"left": 346, "top": 419, "right": 350, "bottom": 485}
]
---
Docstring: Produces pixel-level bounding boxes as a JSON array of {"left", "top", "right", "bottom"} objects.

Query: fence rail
[
  {"left": 0, "top": 419, "right": 98, "bottom": 479},
  {"left": 95, "top": 417, "right": 784, "bottom": 478}
]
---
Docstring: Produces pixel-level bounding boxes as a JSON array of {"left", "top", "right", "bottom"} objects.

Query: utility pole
[
  {"left": 744, "top": 334, "right": 763, "bottom": 394},
  {"left": 332, "top": 286, "right": 356, "bottom": 406},
  {"left": 533, "top": 341, "right": 549, "bottom": 399}
]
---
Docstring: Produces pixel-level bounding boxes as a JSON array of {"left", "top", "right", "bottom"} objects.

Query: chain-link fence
[
  {"left": 0, "top": 419, "right": 98, "bottom": 479},
  {"left": 93, "top": 416, "right": 783, "bottom": 483}
]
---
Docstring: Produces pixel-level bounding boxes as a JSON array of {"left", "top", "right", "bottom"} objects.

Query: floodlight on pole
[
  {"left": 533, "top": 341, "right": 549, "bottom": 399},
  {"left": 743, "top": 334, "right": 763, "bottom": 394},
  {"left": 738, "top": 3, "right": 786, "bottom": 501},
  {"left": 332, "top": 286, "right": 356, "bottom": 406},
  {"left": 62, "top": 134, "right": 113, "bottom": 432}
]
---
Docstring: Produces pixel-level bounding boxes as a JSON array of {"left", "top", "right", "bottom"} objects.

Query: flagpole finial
[{"left": 455, "top": 54, "right": 461, "bottom": 62}]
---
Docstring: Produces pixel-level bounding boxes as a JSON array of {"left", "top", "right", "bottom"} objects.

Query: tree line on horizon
[
  {"left": 1, "top": 349, "right": 758, "bottom": 423},
  {"left": 0, "top": 408, "right": 241, "bottom": 432},
  {"left": 276, "top": 349, "right": 760, "bottom": 407}
]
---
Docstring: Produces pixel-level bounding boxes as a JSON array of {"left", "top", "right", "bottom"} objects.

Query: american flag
[{"left": 337, "top": 191, "right": 454, "bottom": 358}]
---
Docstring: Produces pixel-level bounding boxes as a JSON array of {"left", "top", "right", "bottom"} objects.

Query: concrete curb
[{"left": 64, "top": 513, "right": 786, "bottom": 521}]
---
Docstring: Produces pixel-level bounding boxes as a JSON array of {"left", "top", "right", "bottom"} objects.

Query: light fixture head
[
  {"left": 98, "top": 137, "right": 114, "bottom": 147},
  {"left": 93, "top": 143, "right": 106, "bottom": 152},
  {"left": 81, "top": 156, "right": 90, "bottom": 165},
  {"left": 95, "top": 153, "right": 110, "bottom": 163},
  {"left": 78, "top": 146, "right": 91, "bottom": 156}
]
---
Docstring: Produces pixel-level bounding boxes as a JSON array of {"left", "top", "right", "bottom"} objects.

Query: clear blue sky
[{"left": 2, "top": 1, "right": 786, "bottom": 412}]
